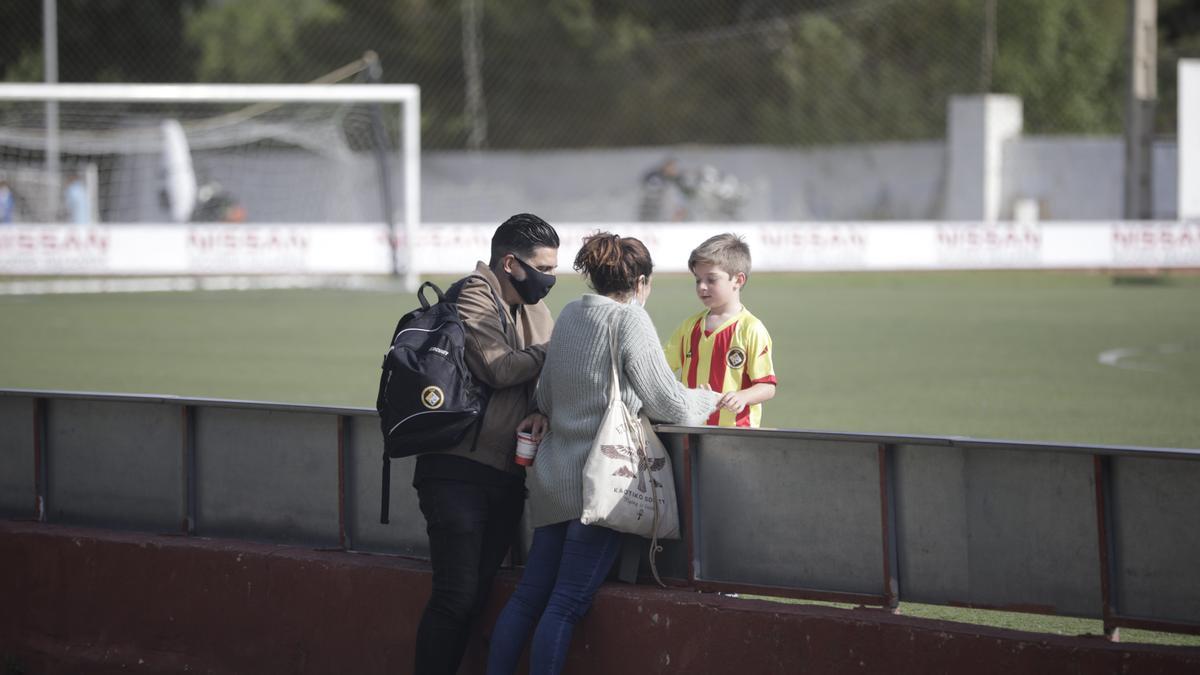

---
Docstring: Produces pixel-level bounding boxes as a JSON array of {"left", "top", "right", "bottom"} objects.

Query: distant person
[
  {"left": 64, "top": 171, "right": 92, "bottom": 224},
  {"left": 665, "top": 233, "right": 776, "bottom": 426},
  {"left": 0, "top": 178, "right": 14, "bottom": 223},
  {"left": 637, "top": 157, "right": 691, "bottom": 222},
  {"left": 691, "top": 163, "right": 746, "bottom": 220},
  {"left": 486, "top": 232, "right": 719, "bottom": 675},
  {"left": 192, "top": 181, "right": 246, "bottom": 222},
  {"left": 412, "top": 213, "right": 560, "bottom": 675}
]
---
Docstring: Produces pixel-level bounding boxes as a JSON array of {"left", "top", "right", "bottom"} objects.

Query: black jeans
[{"left": 414, "top": 477, "right": 526, "bottom": 675}]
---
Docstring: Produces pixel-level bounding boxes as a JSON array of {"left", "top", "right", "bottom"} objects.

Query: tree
[
  {"left": 185, "top": 0, "right": 345, "bottom": 83},
  {"left": 5, "top": 0, "right": 1192, "bottom": 148},
  {"left": 1, "top": 1, "right": 200, "bottom": 83},
  {"left": 992, "top": 0, "right": 1127, "bottom": 134}
]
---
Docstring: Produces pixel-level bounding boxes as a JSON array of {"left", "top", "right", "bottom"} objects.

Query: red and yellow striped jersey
[{"left": 664, "top": 307, "right": 777, "bottom": 427}]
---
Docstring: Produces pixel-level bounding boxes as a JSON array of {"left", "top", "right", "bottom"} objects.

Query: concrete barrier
[{"left": 3, "top": 521, "right": 1199, "bottom": 675}]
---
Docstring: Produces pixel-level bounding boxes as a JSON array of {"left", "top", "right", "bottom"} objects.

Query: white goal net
[{"left": 0, "top": 84, "right": 420, "bottom": 285}]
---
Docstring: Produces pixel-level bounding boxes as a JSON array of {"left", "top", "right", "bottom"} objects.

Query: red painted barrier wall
[{"left": 3, "top": 521, "right": 1198, "bottom": 675}]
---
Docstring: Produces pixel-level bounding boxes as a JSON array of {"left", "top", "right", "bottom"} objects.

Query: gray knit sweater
[{"left": 527, "top": 294, "right": 721, "bottom": 528}]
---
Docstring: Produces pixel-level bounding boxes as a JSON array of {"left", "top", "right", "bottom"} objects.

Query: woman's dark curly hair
[{"left": 573, "top": 231, "right": 653, "bottom": 295}]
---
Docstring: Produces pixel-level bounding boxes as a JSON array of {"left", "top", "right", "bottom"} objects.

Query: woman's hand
[
  {"left": 717, "top": 391, "right": 751, "bottom": 414},
  {"left": 696, "top": 384, "right": 722, "bottom": 412},
  {"left": 516, "top": 412, "right": 549, "bottom": 442}
]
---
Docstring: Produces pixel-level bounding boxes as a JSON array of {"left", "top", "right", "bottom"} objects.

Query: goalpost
[{"left": 0, "top": 83, "right": 421, "bottom": 290}]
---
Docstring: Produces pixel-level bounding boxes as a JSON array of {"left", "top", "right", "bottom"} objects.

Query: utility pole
[
  {"left": 980, "top": 0, "right": 997, "bottom": 93},
  {"left": 1123, "top": 0, "right": 1156, "bottom": 220},
  {"left": 43, "top": 0, "right": 60, "bottom": 221},
  {"left": 462, "top": 0, "right": 487, "bottom": 151}
]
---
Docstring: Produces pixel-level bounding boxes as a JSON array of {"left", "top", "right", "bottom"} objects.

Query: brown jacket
[{"left": 440, "top": 261, "right": 554, "bottom": 475}]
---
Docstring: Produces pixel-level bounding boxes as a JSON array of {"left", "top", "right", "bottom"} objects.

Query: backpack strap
[
  {"left": 446, "top": 273, "right": 511, "bottom": 453},
  {"left": 446, "top": 273, "right": 509, "bottom": 332},
  {"left": 380, "top": 453, "right": 392, "bottom": 524},
  {"left": 416, "top": 280, "right": 445, "bottom": 310}
]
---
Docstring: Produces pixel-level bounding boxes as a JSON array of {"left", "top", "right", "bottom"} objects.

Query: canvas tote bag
[{"left": 580, "top": 315, "right": 681, "bottom": 582}]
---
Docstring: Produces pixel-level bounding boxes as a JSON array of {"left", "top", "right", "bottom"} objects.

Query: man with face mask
[{"left": 412, "top": 213, "right": 560, "bottom": 675}]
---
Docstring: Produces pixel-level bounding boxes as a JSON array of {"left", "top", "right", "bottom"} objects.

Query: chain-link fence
[
  {"left": 5, "top": 0, "right": 1197, "bottom": 150},
  {"left": 1, "top": 0, "right": 1198, "bottom": 223}
]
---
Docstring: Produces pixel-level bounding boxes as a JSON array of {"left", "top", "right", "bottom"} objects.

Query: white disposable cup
[{"left": 515, "top": 431, "right": 538, "bottom": 466}]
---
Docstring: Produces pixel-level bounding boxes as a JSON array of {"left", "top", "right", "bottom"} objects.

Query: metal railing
[{"left": 1, "top": 388, "right": 1197, "bottom": 638}]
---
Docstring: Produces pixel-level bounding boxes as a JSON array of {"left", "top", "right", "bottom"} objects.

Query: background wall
[{"left": 93, "top": 136, "right": 1181, "bottom": 226}]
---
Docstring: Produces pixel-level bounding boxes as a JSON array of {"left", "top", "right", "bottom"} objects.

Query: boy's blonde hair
[{"left": 688, "top": 232, "right": 751, "bottom": 280}]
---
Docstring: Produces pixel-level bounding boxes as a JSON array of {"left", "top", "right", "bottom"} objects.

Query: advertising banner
[{"left": 2, "top": 221, "right": 1197, "bottom": 276}]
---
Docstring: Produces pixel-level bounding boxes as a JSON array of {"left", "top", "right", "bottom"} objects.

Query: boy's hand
[
  {"left": 517, "top": 413, "right": 549, "bottom": 442},
  {"left": 717, "top": 391, "right": 751, "bottom": 414}
]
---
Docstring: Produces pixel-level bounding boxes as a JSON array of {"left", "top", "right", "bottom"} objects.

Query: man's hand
[{"left": 516, "top": 412, "right": 549, "bottom": 442}]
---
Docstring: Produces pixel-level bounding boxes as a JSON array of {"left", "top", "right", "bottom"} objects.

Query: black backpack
[{"left": 376, "top": 276, "right": 505, "bottom": 523}]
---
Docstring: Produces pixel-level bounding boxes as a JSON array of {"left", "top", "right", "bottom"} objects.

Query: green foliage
[
  {"left": 0, "top": 49, "right": 43, "bottom": 83},
  {"left": 992, "top": 0, "right": 1127, "bottom": 134},
  {"left": 1, "top": 0, "right": 1198, "bottom": 145},
  {"left": 1, "top": 1, "right": 199, "bottom": 84},
  {"left": 758, "top": 16, "right": 867, "bottom": 144},
  {"left": 185, "top": 0, "right": 345, "bottom": 83},
  {"left": 166, "top": 0, "right": 1150, "bottom": 146}
]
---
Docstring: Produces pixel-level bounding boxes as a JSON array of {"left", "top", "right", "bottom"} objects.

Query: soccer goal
[{"left": 0, "top": 83, "right": 420, "bottom": 288}]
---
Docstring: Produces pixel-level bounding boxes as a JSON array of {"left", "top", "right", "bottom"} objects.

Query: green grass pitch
[{"left": 1, "top": 270, "right": 1198, "bottom": 449}]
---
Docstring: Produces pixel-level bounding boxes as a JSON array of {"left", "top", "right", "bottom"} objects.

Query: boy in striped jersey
[{"left": 665, "top": 233, "right": 777, "bottom": 427}]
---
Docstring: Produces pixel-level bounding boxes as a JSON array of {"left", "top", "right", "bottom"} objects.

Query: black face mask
[{"left": 509, "top": 255, "right": 556, "bottom": 304}]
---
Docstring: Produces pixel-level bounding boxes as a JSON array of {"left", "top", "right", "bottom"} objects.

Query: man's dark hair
[{"left": 489, "top": 213, "right": 559, "bottom": 266}]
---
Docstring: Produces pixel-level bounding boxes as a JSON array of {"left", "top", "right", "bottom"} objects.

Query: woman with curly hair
[{"left": 486, "top": 232, "right": 719, "bottom": 675}]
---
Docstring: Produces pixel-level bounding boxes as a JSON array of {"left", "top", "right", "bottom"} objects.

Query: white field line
[
  {"left": 1097, "top": 343, "right": 1188, "bottom": 372},
  {"left": 0, "top": 275, "right": 395, "bottom": 296}
]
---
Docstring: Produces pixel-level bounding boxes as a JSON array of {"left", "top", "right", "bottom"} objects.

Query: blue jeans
[{"left": 486, "top": 519, "right": 622, "bottom": 675}]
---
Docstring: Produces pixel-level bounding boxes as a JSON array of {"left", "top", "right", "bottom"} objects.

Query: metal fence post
[
  {"left": 33, "top": 397, "right": 48, "bottom": 522},
  {"left": 683, "top": 433, "right": 700, "bottom": 585},
  {"left": 1093, "top": 454, "right": 1119, "bottom": 641},
  {"left": 879, "top": 444, "right": 900, "bottom": 611},
  {"left": 182, "top": 404, "right": 197, "bottom": 534},
  {"left": 338, "top": 415, "right": 351, "bottom": 551}
]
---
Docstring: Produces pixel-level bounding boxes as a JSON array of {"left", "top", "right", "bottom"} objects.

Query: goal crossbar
[{"left": 0, "top": 83, "right": 419, "bottom": 104}]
